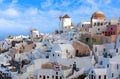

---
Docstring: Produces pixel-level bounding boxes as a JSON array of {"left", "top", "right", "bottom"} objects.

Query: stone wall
[
  {"left": 80, "top": 33, "right": 117, "bottom": 49},
  {"left": 72, "top": 40, "right": 90, "bottom": 57}
]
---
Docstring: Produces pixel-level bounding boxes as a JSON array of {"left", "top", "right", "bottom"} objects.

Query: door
[{"left": 56, "top": 76, "right": 58, "bottom": 79}]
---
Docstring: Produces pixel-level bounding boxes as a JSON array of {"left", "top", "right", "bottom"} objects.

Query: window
[
  {"left": 82, "top": 24, "right": 84, "bottom": 27},
  {"left": 97, "top": 22, "right": 100, "bottom": 26},
  {"left": 76, "top": 50, "right": 79, "bottom": 56},
  {"left": 104, "top": 75, "right": 106, "bottom": 79},
  {"left": 52, "top": 76, "right": 54, "bottom": 79},
  {"left": 107, "top": 64, "right": 109, "bottom": 68},
  {"left": 60, "top": 76, "right": 62, "bottom": 79},
  {"left": 116, "top": 49, "right": 118, "bottom": 53},
  {"left": 111, "top": 32, "right": 112, "bottom": 35},
  {"left": 91, "top": 71, "right": 93, "bottom": 73},
  {"left": 111, "top": 28, "right": 113, "bottom": 30},
  {"left": 56, "top": 72, "right": 58, "bottom": 75},
  {"left": 89, "top": 75, "right": 91, "bottom": 79},
  {"left": 94, "top": 23, "right": 96, "bottom": 26},
  {"left": 91, "top": 75, "right": 94, "bottom": 79},
  {"left": 40, "top": 75, "right": 41, "bottom": 78},
  {"left": 103, "top": 48, "right": 106, "bottom": 52},
  {"left": 117, "top": 64, "right": 119, "bottom": 69},
  {"left": 119, "top": 74, "right": 120, "bottom": 78},
  {"left": 56, "top": 76, "right": 58, "bottom": 79},
  {"left": 43, "top": 75, "right": 45, "bottom": 79},
  {"left": 47, "top": 76, "right": 49, "bottom": 79},
  {"left": 105, "top": 32, "right": 107, "bottom": 35},
  {"left": 110, "top": 55, "right": 112, "bottom": 58},
  {"left": 100, "top": 61, "right": 103, "bottom": 65},
  {"left": 101, "top": 23, "right": 103, "bottom": 26},
  {"left": 112, "top": 73, "right": 114, "bottom": 77},
  {"left": 99, "top": 75, "right": 101, "bottom": 79},
  {"left": 109, "top": 22, "right": 111, "bottom": 25},
  {"left": 98, "top": 28, "right": 100, "bottom": 31},
  {"left": 86, "top": 38, "right": 90, "bottom": 43},
  {"left": 66, "top": 50, "right": 68, "bottom": 53}
]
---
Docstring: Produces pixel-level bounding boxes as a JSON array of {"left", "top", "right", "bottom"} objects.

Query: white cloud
[
  {"left": 86, "top": 0, "right": 96, "bottom": 5},
  {"left": 106, "top": 0, "right": 111, "bottom": 4},
  {"left": 41, "top": 0, "right": 53, "bottom": 8},
  {"left": 47, "top": 10, "right": 60, "bottom": 17},
  {"left": 2, "top": 8, "right": 20, "bottom": 17},
  {"left": 12, "top": 0, "right": 18, "bottom": 4},
  {"left": 61, "top": 1, "right": 70, "bottom": 7},
  {"left": 0, "top": 18, "right": 28, "bottom": 31},
  {"left": 25, "top": 8, "right": 39, "bottom": 15},
  {"left": 9, "top": 0, "right": 19, "bottom": 7},
  {"left": 72, "top": 5, "right": 98, "bottom": 15}
]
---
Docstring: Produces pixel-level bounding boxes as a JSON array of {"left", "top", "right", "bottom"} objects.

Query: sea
[{"left": 0, "top": 32, "right": 29, "bottom": 41}]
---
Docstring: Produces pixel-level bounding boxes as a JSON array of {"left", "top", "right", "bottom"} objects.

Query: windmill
[
  {"left": 28, "top": 26, "right": 33, "bottom": 39},
  {"left": 52, "top": 12, "right": 63, "bottom": 31}
]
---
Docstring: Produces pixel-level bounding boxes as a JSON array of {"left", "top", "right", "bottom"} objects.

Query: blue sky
[{"left": 0, "top": 0, "right": 120, "bottom": 40}]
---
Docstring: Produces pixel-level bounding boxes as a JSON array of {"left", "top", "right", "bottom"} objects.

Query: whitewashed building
[
  {"left": 61, "top": 14, "right": 74, "bottom": 30},
  {"left": 87, "top": 54, "right": 120, "bottom": 79},
  {"left": 50, "top": 44, "right": 75, "bottom": 61},
  {"left": 37, "top": 62, "right": 71, "bottom": 79},
  {"left": 31, "top": 29, "right": 39, "bottom": 39},
  {"left": 93, "top": 43, "right": 115, "bottom": 56},
  {"left": 88, "top": 68, "right": 108, "bottom": 79},
  {"left": 89, "top": 11, "right": 107, "bottom": 34}
]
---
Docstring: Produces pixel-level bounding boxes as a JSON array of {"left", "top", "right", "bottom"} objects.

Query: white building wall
[
  {"left": 51, "top": 44, "right": 75, "bottom": 59},
  {"left": 93, "top": 43, "right": 115, "bottom": 56},
  {"left": 91, "top": 19, "right": 106, "bottom": 27},
  {"left": 89, "top": 26, "right": 106, "bottom": 34},
  {"left": 109, "top": 63, "right": 119, "bottom": 79},
  {"left": 88, "top": 69, "right": 108, "bottom": 79},
  {"left": 110, "top": 18, "right": 119, "bottom": 25},
  {"left": 116, "top": 35, "right": 120, "bottom": 49},
  {"left": 62, "top": 18, "right": 71, "bottom": 29},
  {"left": 37, "top": 69, "right": 64, "bottom": 79},
  {"left": 26, "top": 59, "right": 49, "bottom": 72},
  {"left": 31, "top": 30, "right": 39, "bottom": 38},
  {"left": 90, "top": 18, "right": 107, "bottom": 34},
  {"left": 93, "top": 45, "right": 105, "bottom": 56}
]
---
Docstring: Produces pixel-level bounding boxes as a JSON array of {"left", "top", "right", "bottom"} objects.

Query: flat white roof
[{"left": 92, "top": 68, "right": 107, "bottom": 75}]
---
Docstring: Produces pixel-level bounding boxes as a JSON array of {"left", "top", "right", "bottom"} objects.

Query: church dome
[{"left": 91, "top": 11, "right": 106, "bottom": 20}]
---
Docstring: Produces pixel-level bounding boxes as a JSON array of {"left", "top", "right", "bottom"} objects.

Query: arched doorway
[
  {"left": 76, "top": 49, "right": 79, "bottom": 56},
  {"left": 86, "top": 38, "right": 90, "bottom": 43}
]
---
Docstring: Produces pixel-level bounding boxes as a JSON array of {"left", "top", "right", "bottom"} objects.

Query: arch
[
  {"left": 76, "top": 49, "right": 79, "bottom": 56},
  {"left": 86, "top": 38, "right": 90, "bottom": 43}
]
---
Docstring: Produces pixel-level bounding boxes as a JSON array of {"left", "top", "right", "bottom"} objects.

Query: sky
[{"left": 0, "top": 0, "right": 120, "bottom": 40}]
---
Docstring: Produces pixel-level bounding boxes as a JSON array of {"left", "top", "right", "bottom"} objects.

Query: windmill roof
[{"left": 63, "top": 14, "right": 70, "bottom": 18}]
